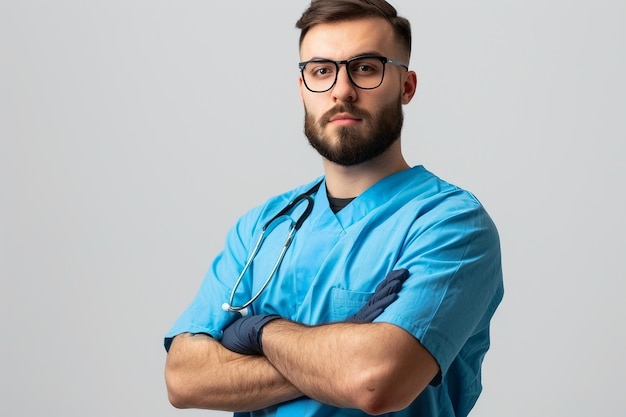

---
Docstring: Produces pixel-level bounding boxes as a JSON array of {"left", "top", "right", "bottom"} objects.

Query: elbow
[
  {"left": 166, "top": 386, "right": 188, "bottom": 409},
  {"left": 354, "top": 391, "right": 391, "bottom": 416},
  {"left": 349, "top": 327, "right": 440, "bottom": 414},
  {"left": 164, "top": 333, "right": 225, "bottom": 410},
  {"left": 165, "top": 364, "right": 192, "bottom": 409},
  {"left": 355, "top": 388, "right": 412, "bottom": 416},
  {"left": 167, "top": 390, "right": 188, "bottom": 410},
  {"left": 350, "top": 365, "right": 423, "bottom": 415},
  {"left": 165, "top": 346, "right": 206, "bottom": 410}
]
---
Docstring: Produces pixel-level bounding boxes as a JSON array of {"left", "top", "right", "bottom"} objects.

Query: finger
[
  {"left": 369, "top": 292, "right": 399, "bottom": 312},
  {"left": 385, "top": 268, "right": 409, "bottom": 283},
  {"left": 356, "top": 306, "right": 383, "bottom": 323},
  {"left": 353, "top": 292, "right": 399, "bottom": 322},
  {"left": 369, "top": 278, "right": 403, "bottom": 303},
  {"left": 375, "top": 268, "right": 410, "bottom": 291}
]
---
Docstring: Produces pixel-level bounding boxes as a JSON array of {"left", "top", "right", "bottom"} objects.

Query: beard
[{"left": 303, "top": 97, "right": 404, "bottom": 166}]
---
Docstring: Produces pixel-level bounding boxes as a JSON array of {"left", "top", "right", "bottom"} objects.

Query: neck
[{"left": 323, "top": 141, "right": 410, "bottom": 198}]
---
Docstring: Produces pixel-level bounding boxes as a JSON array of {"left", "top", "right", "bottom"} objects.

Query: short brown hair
[{"left": 296, "top": 0, "right": 411, "bottom": 58}]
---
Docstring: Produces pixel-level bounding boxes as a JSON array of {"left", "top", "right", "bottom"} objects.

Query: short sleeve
[
  {"left": 375, "top": 194, "right": 503, "bottom": 378},
  {"left": 164, "top": 206, "right": 265, "bottom": 351}
]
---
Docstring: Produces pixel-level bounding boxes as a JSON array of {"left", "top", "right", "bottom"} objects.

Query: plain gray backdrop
[{"left": 1, "top": 1, "right": 625, "bottom": 416}]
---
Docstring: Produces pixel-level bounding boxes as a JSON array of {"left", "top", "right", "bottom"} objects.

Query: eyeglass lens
[{"left": 301, "top": 56, "right": 386, "bottom": 92}]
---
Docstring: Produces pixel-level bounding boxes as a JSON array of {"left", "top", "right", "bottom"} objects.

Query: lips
[
  {"left": 329, "top": 113, "right": 361, "bottom": 122},
  {"left": 320, "top": 104, "right": 369, "bottom": 126},
  {"left": 330, "top": 113, "right": 358, "bottom": 122}
]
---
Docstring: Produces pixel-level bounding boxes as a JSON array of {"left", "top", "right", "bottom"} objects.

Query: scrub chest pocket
[{"left": 330, "top": 287, "right": 373, "bottom": 322}]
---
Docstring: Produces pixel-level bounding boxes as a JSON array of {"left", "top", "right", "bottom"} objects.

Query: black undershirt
[{"left": 328, "top": 195, "right": 355, "bottom": 213}]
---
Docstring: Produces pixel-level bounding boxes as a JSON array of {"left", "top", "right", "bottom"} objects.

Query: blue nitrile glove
[
  {"left": 221, "top": 314, "right": 281, "bottom": 355},
  {"left": 348, "top": 269, "right": 410, "bottom": 323}
]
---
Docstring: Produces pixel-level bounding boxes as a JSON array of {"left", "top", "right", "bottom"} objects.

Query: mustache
[{"left": 318, "top": 103, "right": 371, "bottom": 125}]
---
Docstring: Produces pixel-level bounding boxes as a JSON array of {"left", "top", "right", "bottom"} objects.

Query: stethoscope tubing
[
  {"left": 222, "top": 224, "right": 297, "bottom": 315},
  {"left": 222, "top": 180, "right": 322, "bottom": 316}
]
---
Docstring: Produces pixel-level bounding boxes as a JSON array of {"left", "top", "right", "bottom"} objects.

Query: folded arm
[
  {"left": 164, "top": 269, "right": 436, "bottom": 413},
  {"left": 261, "top": 320, "right": 439, "bottom": 415},
  {"left": 165, "top": 332, "right": 302, "bottom": 411}
]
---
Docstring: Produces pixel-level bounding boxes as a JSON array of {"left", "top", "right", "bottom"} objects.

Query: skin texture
[
  {"left": 165, "top": 333, "right": 302, "bottom": 411},
  {"left": 298, "top": 18, "right": 417, "bottom": 198},
  {"left": 261, "top": 321, "right": 439, "bottom": 414},
  {"left": 165, "top": 17, "right": 439, "bottom": 414},
  {"left": 304, "top": 97, "right": 404, "bottom": 167}
]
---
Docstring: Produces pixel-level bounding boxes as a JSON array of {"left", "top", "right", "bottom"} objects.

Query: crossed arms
[{"left": 165, "top": 270, "right": 440, "bottom": 415}]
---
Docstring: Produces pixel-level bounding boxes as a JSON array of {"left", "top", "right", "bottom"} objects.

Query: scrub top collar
[{"left": 310, "top": 166, "right": 426, "bottom": 232}]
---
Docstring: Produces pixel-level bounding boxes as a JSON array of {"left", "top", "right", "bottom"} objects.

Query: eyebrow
[{"left": 307, "top": 51, "right": 385, "bottom": 61}]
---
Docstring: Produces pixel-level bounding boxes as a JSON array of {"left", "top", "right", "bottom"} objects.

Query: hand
[
  {"left": 221, "top": 314, "right": 281, "bottom": 355},
  {"left": 348, "top": 269, "right": 409, "bottom": 323}
]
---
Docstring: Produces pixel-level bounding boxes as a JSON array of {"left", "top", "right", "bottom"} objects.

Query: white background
[{"left": 1, "top": 1, "right": 625, "bottom": 416}]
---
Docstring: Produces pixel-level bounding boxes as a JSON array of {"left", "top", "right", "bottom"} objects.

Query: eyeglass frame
[{"left": 298, "top": 54, "right": 409, "bottom": 93}]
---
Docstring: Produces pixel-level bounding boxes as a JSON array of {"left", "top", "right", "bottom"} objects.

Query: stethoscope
[{"left": 222, "top": 180, "right": 323, "bottom": 316}]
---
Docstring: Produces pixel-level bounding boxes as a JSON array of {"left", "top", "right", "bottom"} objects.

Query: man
[{"left": 164, "top": 1, "right": 503, "bottom": 416}]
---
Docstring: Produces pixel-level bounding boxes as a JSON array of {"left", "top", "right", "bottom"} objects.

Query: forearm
[
  {"left": 165, "top": 333, "right": 302, "bottom": 412},
  {"left": 261, "top": 320, "right": 438, "bottom": 414}
]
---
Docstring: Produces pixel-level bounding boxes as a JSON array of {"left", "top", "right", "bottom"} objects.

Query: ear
[
  {"left": 299, "top": 76, "right": 306, "bottom": 102},
  {"left": 401, "top": 71, "right": 418, "bottom": 104}
]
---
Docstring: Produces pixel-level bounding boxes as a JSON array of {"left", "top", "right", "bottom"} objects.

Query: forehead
[{"left": 300, "top": 18, "right": 398, "bottom": 61}]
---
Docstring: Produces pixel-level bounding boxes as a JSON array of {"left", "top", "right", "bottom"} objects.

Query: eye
[
  {"left": 307, "top": 62, "right": 336, "bottom": 78},
  {"left": 355, "top": 64, "right": 374, "bottom": 73},
  {"left": 349, "top": 58, "right": 383, "bottom": 76}
]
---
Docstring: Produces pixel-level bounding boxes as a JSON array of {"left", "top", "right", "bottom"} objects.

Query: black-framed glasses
[{"left": 298, "top": 54, "right": 409, "bottom": 93}]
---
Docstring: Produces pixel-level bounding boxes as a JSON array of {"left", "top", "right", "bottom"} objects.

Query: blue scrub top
[{"left": 165, "top": 166, "right": 504, "bottom": 417}]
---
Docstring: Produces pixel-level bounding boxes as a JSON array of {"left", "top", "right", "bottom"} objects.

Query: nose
[{"left": 331, "top": 64, "right": 357, "bottom": 102}]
